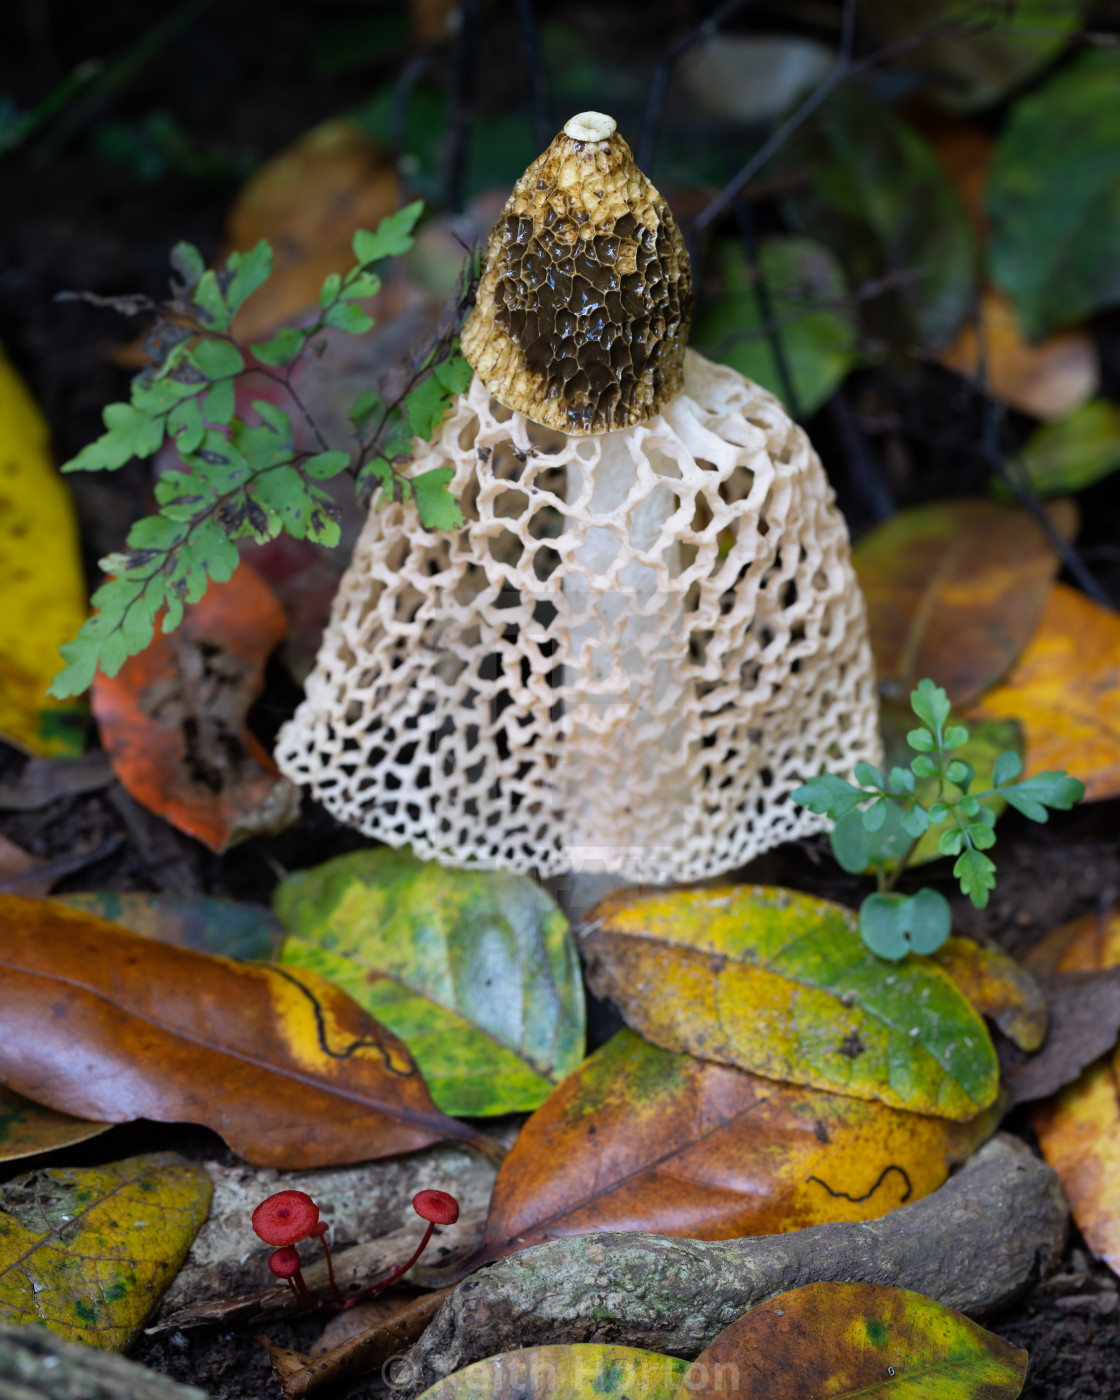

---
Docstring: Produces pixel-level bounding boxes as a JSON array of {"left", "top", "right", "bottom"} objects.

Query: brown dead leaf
[
  {"left": 939, "top": 287, "right": 1098, "bottom": 422},
  {"left": 0, "top": 895, "right": 497, "bottom": 1170},
  {"left": 90, "top": 563, "right": 299, "bottom": 852},
  {"left": 853, "top": 497, "right": 1076, "bottom": 708},
  {"left": 1030, "top": 907, "right": 1120, "bottom": 1272},
  {"left": 964, "top": 581, "right": 1120, "bottom": 802},
  {"left": 226, "top": 118, "right": 399, "bottom": 343},
  {"left": 265, "top": 1288, "right": 452, "bottom": 1399},
  {"left": 0, "top": 834, "right": 42, "bottom": 885}
]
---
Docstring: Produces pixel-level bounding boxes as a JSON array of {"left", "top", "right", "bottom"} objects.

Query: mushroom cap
[
  {"left": 275, "top": 350, "right": 883, "bottom": 883},
  {"left": 461, "top": 112, "right": 692, "bottom": 436},
  {"left": 252, "top": 1190, "right": 320, "bottom": 1246},
  {"left": 267, "top": 1246, "right": 303, "bottom": 1279},
  {"left": 413, "top": 1189, "right": 459, "bottom": 1225}
]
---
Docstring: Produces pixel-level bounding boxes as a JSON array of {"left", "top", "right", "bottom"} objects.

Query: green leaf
[
  {"left": 274, "top": 848, "right": 586, "bottom": 1116},
  {"left": 1014, "top": 399, "right": 1120, "bottom": 498},
  {"left": 887, "top": 766, "right": 915, "bottom": 796},
  {"left": 792, "top": 773, "right": 867, "bottom": 819},
  {"left": 433, "top": 354, "right": 473, "bottom": 394},
  {"left": 249, "top": 466, "right": 313, "bottom": 538},
  {"left": 338, "top": 271, "right": 382, "bottom": 302},
  {"left": 943, "top": 724, "right": 969, "bottom": 750},
  {"left": 169, "top": 241, "right": 205, "bottom": 293},
  {"left": 939, "top": 829, "right": 964, "bottom": 857},
  {"left": 304, "top": 450, "right": 351, "bottom": 480},
  {"left": 349, "top": 387, "right": 384, "bottom": 430},
  {"left": 352, "top": 200, "right": 424, "bottom": 265},
  {"left": 860, "top": 890, "right": 952, "bottom": 961},
  {"left": 323, "top": 301, "right": 375, "bottom": 334},
  {"left": 829, "top": 806, "right": 910, "bottom": 874},
  {"left": 1001, "top": 770, "right": 1085, "bottom": 822},
  {"left": 64, "top": 403, "right": 166, "bottom": 472},
  {"left": 907, "top": 727, "right": 935, "bottom": 752},
  {"left": 968, "top": 822, "right": 997, "bottom": 851},
  {"left": 405, "top": 375, "right": 451, "bottom": 438},
  {"left": 251, "top": 327, "right": 307, "bottom": 368},
  {"left": 860, "top": 797, "right": 887, "bottom": 832},
  {"left": 911, "top": 679, "right": 951, "bottom": 733},
  {"left": 782, "top": 83, "right": 977, "bottom": 347},
  {"left": 319, "top": 272, "right": 342, "bottom": 307},
  {"left": 191, "top": 269, "right": 230, "bottom": 331},
  {"left": 693, "top": 236, "right": 857, "bottom": 414},
  {"left": 955, "top": 847, "right": 997, "bottom": 908},
  {"left": 187, "top": 339, "right": 243, "bottom": 380},
  {"left": 582, "top": 885, "right": 998, "bottom": 1120},
  {"left": 167, "top": 397, "right": 205, "bottom": 454},
  {"left": 202, "top": 379, "right": 235, "bottom": 425},
  {"left": 898, "top": 803, "right": 929, "bottom": 839},
  {"left": 54, "top": 892, "right": 283, "bottom": 961},
  {"left": 412, "top": 467, "right": 463, "bottom": 530},
  {"left": 223, "top": 240, "right": 272, "bottom": 314},
  {"left": 416, "top": 1345, "right": 688, "bottom": 1400},
  {"left": 989, "top": 50, "right": 1120, "bottom": 338}
]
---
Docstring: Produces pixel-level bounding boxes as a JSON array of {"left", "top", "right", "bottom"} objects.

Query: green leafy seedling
[
  {"left": 50, "top": 201, "right": 478, "bottom": 699},
  {"left": 793, "top": 679, "right": 1084, "bottom": 960}
]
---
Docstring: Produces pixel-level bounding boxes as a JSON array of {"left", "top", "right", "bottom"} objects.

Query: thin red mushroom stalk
[{"left": 251, "top": 1188, "right": 460, "bottom": 1312}]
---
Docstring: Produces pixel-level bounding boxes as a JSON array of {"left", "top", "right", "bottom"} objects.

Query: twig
[
  {"left": 733, "top": 198, "right": 801, "bottom": 419},
  {"left": 827, "top": 389, "right": 893, "bottom": 525},
  {"left": 442, "top": 0, "right": 481, "bottom": 213},
  {"left": 637, "top": 0, "right": 754, "bottom": 172},
  {"left": 514, "top": 0, "right": 551, "bottom": 152}
]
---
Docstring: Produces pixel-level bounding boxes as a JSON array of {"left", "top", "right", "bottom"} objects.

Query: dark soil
[{"left": 4, "top": 2, "right": 1120, "bottom": 1397}]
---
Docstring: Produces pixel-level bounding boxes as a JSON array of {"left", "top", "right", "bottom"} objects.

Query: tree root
[{"left": 395, "top": 1136, "right": 1067, "bottom": 1398}]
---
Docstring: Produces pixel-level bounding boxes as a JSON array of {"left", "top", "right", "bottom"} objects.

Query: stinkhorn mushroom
[{"left": 276, "top": 112, "right": 881, "bottom": 883}]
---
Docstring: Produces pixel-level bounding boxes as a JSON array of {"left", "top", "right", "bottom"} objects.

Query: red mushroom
[
  {"left": 253, "top": 1190, "right": 341, "bottom": 1305},
  {"left": 267, "top": 1246, "right": 317, "bottom": 1312},
  {"left": 341, "top": 1189, "right": 461, "bottom": 1310}
]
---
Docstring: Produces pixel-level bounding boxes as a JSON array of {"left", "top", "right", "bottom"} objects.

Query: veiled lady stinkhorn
[{"left": 276, "top": 112, "right": 881, "bottom": 883}]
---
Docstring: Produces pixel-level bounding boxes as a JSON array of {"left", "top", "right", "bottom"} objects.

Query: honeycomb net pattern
[{"left": 275, "top": 350, "right": 882, "bottom": 883}]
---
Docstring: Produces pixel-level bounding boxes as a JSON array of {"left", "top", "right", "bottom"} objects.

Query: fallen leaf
[
  {"left": 275, "top": 849, "right": 585, "bottom": 1116},
  {"left": 678, "top": 1281, "right": 1026, "bottom": 1400},
  {"left": 458, "top": 1030, "right": 997, "bottom": 1275},
  {"left": 964, "top": 581, "right": 1120, "bottom": 802},
  {"left": 581, "top": 886, "right": 999, "bottom": 1121},
  {"left": 0, "top": 895, "right": 497, "bottom": 1169},
  {"left": 679, "top": 35, "right": 833, "bottom": 124},
  {"left": 0, "top": 834, "right": 42, "bottom": 884},
  {"left": 90, "top": 563, "right": 300, "bottom": 852},
  {"left": 54, "top": 891, "right": 283, "bottom": 961},
  {"left": 414, "top": 1344, "right": 688, "bottom": 1400},
  {"left": 0, "top": 346, "right": 88, "bottom": 757},
  {"left": 0, "top": 1085, "right": 110, "bottom": 1164},
  {"left": 0, "top": 1152, "right": 211, "bottom": 1349},
  {"left": 853, "top": 497, "right": 1076, "bottom": 707},
  {"left": 782, "top": 83, "right": 977, "bottom": 348},
  {"left": 1013, "top": 399, "right": 1120, "bottom": 496},
  {"left": 225, "top": 118, "right": 399, "bottom": 344},
  {"left": 694, "top": 236, "right": 857, "bottom": 415},
  {"left": 938, "top": 286, "right": 1099, "bottom": 421},
  {"left": 1023, "top": 906, "right": 1120, "bottom": 977},
  {"left": 0, "top": 751, "right": 113, "bottom": 812},
  {"left": 863, "top": 0, "right": 1081, "bottom": 113},
  {"left": 989, "top": 49, "right": 1120, "bottom": 339},
  {"left": 1030, "top": 907, "right": 1120, "bottom": 1272},
  {"left": 1003, "top": 968, "right": 1120, "bottom": 1107},
  {"left": 931, "top": 936, "right": 1047, "bottom": 1052},
  {"left": 265, "top": 1287, "right": 452, "bottom": 1399},
  {"left": 0, "top": 838, "right": 122, "bottom": 898}
]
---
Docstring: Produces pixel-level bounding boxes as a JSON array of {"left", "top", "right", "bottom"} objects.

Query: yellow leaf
[
  {"left": 416, "top": 1343, "right": 688, "bottom": 1400},
  {"left": 965, "top": 581, "right": 1120, "bottom": 801},
  {"left": 0, "top": 1152, "right": 211, "bottom": 1349},
  {"left": 932, "top": 936, "right": 1048, "bottom": 1052},
  {"left": 0, "top": 347, "right": 87, "bottom": 755}
]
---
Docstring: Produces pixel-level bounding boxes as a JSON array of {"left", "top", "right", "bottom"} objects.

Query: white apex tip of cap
[{"left": 564, "top": 111, "right": 617, "bottom": 143}]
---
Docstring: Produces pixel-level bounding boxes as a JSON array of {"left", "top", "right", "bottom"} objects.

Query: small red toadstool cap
[
  {"left": 413, "top": 1190, "right": 459, "bottom": 1225},
  {"left": 267, "top": 1246, "right": 303, "bottom": 1279},
  {"left": 252, "top": 1190, "right": 320, "bottom": 1246}
]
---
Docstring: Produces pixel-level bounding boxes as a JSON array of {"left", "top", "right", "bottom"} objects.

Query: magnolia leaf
[
  {"left": 694, "top": 236, "right": 857, "bottom": 414},
  {"left": 0, "top": 1152, "right": 211, "bottom": 1349},
  {"left": 0, "top": 348, "right": 87, "bottom": 756},
  {"left": 678, "top": 1282, "right": 1026, "bottom": 1400},
  {"left": 989, "top": 50, "right": 1120, "bottom": 339},
  {"left": 853, "top": 498, "right": 1076, "bottom": 708},
  {"left": 416, "top": 1345, "right": 688, "bottom": 1400},
  {"left": 53, "top": 892, "right": 283, "bottom": 961},
  {"left": 965, "top": 583, "right": 1117, "bottom": 801},
  {"left": 580, "top": 885, "right": 999, "bottom": 1120},
  {"left": 0, "top": 1085, "right": 110, "bottom": 1165},
  {"left": 275, "top": 848, "right": 585, "bottom": 1115},
  {"left": 461, "top": 1030, "right": 997, "bottom": 1273},
  {"left": 931, "top": 937, "right": 1047, "bottom": 1053},
  {"left": 0, "top": 896, "right": 496, "bottom": 1169}
]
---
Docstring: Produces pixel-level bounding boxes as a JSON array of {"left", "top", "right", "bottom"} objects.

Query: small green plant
[
  {"left": 793, "top": 678, "right": 1084, "bottom": 961},
  {"left": 49, "top": 200, "right": 476, "bottom": 700}
]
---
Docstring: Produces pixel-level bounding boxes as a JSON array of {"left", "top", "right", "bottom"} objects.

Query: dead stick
[{"left": 396, "top": 1137, "right": 1066, "bottom": 1398}]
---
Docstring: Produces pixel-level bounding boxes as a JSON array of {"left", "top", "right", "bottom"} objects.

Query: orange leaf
[
  {"left": 1030, "top": 907, "right": 1120, "bottom": 1274},
  {"left": 853, "top": 498, "right": 1075, "bottom": 708},
  {"left": 965, "top": 581, "right": 1120, "bottom": 802},
  {"left": 90, "top": 563, "right": 298, "bottom": 852},
  {"left": 0, "top": 895, "right": 495, "bottom": 1169}
]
